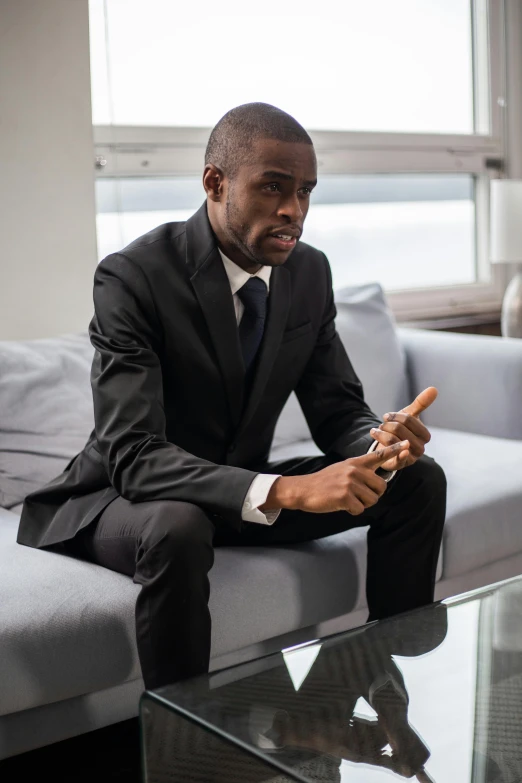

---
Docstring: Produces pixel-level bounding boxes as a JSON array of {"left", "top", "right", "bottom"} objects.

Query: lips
[
  {"left": 268, "top": 229, "right": 300, "bottom": 251},
  {"left": 268, "top": 235, "right": 297, "bottom": 251},
  {"left": 272, "top": 232, "right": 296, "bottom": 241},
  {"left": 270, "top": 228, "right": 301, "bottom": 239}
]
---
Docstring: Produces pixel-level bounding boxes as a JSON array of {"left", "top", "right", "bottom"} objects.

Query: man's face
[{"left": 213, "top": 138, "right": 317, "bottom": 270}]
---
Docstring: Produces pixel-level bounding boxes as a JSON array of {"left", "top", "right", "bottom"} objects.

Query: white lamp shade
[{"left": 490, "top": 179, "right": 522, "bottom": 263}]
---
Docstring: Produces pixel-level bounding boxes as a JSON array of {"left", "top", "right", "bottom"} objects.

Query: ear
[{"left": 203, "top": 164, "right": 226, "bottom": 203}]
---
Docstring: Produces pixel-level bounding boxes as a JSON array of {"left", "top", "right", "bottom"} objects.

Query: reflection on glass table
[
  {"left": 141, "top": 577, "right": 522, "bottom": 782},
  {"left": 141, "top": 603, "right": 449, "bottom": 780}
]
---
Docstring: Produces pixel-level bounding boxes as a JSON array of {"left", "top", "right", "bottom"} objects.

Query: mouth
[{"left": 267, "top": 232, "right": 299, "bottom": 251}]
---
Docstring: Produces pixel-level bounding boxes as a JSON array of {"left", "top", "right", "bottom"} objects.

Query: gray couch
[{"left": 1, "top": 283, "right": 521, "bottom": 760}]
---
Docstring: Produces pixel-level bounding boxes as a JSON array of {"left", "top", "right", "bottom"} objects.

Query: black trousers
[{"left": 64, "top": 453, "right": 446, "bottom": 691}]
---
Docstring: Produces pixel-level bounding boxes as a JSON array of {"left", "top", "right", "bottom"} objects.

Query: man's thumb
[{"left": 400, "top": 387, "right": 438, "bottom": 418}]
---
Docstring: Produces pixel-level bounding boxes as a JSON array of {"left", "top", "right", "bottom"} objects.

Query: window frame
[{"left": 92, "top": 0, "right": 510, "bottom": 321}]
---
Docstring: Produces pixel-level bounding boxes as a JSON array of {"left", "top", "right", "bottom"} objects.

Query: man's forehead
[{"left": 245, "top": 138, "right": 317, "bottom": 177}]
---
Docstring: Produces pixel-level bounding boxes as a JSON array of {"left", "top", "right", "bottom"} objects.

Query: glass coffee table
[{"left": 140, "top": 575, "right": 522, "bottom": 782}]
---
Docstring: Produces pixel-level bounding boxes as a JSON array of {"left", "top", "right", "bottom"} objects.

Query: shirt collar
[{"left": 218, "top": 248, "right": 272, "bottom": 296}]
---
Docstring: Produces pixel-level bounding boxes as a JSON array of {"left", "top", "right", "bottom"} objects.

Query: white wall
[{"left": 0, "top": 0, "right": 97, "bottom": 339}]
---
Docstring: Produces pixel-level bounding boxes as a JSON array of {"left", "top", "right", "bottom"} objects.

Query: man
[{"left": 18, "top": 103, "right": 446, "bottom": 692}]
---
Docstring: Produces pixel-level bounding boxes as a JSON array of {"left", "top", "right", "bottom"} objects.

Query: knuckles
[{"left": 382, "top": 421, "right": 401, "bottom": 433}]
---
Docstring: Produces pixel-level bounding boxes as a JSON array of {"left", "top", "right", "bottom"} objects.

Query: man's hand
[
  {"left": 260, "top": 440, "right": 411, "bottom": 516},
  {"left": 370, "top": 387, "right": 438, "bottom": 472}
]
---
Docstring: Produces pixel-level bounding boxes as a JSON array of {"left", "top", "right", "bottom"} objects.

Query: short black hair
[{"left": 205, "top": 102, "right": 313, "bottom": 178}]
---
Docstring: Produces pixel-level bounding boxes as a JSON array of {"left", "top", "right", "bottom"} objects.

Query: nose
[{"left": 277, "top": 191, "right": 304, "bottom": 224}]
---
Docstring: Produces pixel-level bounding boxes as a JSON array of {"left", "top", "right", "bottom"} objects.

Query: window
[
  {"left": 96, "top": 174, "right": 476, "bottom": 292},
  {"left": 90, "top": 0, "right": 507, "bottom": 320},
  {"left": 95, "top": 177, "right": 200, "bottom": 260},
  {"left": 91, "top": 0, "right": 474, "bottom": 134}
]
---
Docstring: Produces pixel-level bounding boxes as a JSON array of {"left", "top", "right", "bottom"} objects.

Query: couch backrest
[
  {"left": 272, "top": 283, "right": 411, "bottom": 447},
  {"left": 0, "top": 333, "right": 94, "bottom": 509},
  {"left": 0, "top": 284, "right": 410, "bottom": 508}
]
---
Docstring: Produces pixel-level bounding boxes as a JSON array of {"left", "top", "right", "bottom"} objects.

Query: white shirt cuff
[
  {"left": 242, "top": 474, "right": 282, "bottom": 525},
  {"left": 367, "top": 438, "right": 397, "bottom": 483}
]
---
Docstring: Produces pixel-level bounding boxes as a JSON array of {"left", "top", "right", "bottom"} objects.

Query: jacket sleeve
[
  {"left": 294, "top": 253, "right": 383, "bottom": 460},
  {"left": 89, "top": 252, "right": 259, "bottom": 530}
]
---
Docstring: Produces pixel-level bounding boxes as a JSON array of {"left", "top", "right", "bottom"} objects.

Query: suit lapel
[
  {"left": 187, "top": 208, "right": 245, "bottom": 429},
  {"left": 185, "top": 203, "right": 291, "bottom": 435},
  {"left": 235, "top": 265, "right": 291, "bottom": 438}
]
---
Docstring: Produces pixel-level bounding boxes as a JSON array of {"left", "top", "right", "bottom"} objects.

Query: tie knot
[{"left": 237, "top": 276, "right": 267, "bottom": 318}]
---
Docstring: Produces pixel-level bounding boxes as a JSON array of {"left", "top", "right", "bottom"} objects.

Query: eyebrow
[{"left": 260, "top": 170, "right": 317, "bottom": 188}]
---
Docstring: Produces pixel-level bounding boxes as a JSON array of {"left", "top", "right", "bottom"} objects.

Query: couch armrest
[{"left": 397, "top": 328, "right": 522, "bottom": 440}]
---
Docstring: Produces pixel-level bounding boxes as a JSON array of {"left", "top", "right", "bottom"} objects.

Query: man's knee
[
  {"left": 402, "top": 455, "right": 447, "bottom": 501},
  {"left": 417, "top": 455, "right": 446, "bottom": 490},
  {"left": 140, "top": 500, "right": 215, "bottom": 564}
]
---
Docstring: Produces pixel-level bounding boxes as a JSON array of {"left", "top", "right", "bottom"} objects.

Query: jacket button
[{"left": 228, "top": 443, "right": 236, "bottom": 453}]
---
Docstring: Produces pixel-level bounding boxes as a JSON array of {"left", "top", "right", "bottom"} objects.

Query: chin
[
  {"left": 257, "top": 256, "right": 288, "bottom": 268},
  {"left": 260, "top": 250, "right": 295, "bottom": 267}
]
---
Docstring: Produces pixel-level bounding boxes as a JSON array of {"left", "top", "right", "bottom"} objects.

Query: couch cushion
[
  {"left": 273, "top": 283, "right": 411, "bottom": 448},
  {"left": 0, "top": 333, "right": 94, "bottom": 509},
  {"left": 0, "top": 506, "right": 368, "bottom": 716},
  {"left": 209, "top": 528, "right": 369, "bottom": 657},
  {"left": 425, "top": 427, "right": 522, "bottom": 579}
]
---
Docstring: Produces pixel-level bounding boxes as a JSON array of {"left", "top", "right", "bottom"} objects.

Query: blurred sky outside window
[
  {"left": 89, "top": 0, "right": 473, "bottom": 133},
  {"left": 95, "top": 174, "right": 476, "bottom": 291}
]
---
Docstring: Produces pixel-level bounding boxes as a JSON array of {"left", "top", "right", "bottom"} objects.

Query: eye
[
  {"left": 299, "top": 187, "right": 313, "bottom": 197},
  {"left": 263, "top": 183, "right": 281, "bottom": 192}
]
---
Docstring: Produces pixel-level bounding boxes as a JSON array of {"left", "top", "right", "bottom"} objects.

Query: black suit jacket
[{"left": 17, "top": 203, "right": 382, "bottom": 549}]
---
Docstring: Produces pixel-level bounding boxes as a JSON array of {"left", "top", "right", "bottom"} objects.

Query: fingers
[
  {"left": 359, "top": 439, "right": 410, "bottom": 469},
  {"left": 393, "top": 451, "right": 415, "bottom": 470},
  {"left": 378, "top": 451, "right": 413, "bottom": 473},
  {"left": 377, "top": 422, "right": 426, "bottom": 458},
  {"left": 370, "top": 428, "right": 401, "bottom": 447},
  {"left": 346, "top": 497, "right": 366, "bottom": 516},
  {"left": 351, "top": 480, "right": 382, "bottom": 509},
  {"left": 381, "top": 412, "right": 431, "bottom": 442},
  {"left": 399, "top": 387, "right": 438, "bottom": 418},
  {"left": 369, "top": 428, "right": 417, "bottom": 464},
  {"left": 358, "top": 470, "right": 388, "bottom": 495},
  {"left": 346, "top": 480, "right": 384, "bottom": 514}
]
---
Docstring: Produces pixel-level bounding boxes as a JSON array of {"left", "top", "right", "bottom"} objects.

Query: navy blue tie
[{"left": 237, "top": 277, "right": 268, "bottom": 380}]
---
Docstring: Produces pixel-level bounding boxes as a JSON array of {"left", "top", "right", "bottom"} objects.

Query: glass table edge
[
  {"left": 139, "top": 689, "right": 311, "bottom": 783},
  {"left": 143, "top": 572, "right": 522, "bottom": 710},
  {"left": 145, "top": 572, "right": 522, "bottom": 708},
  {"left": 140, "top": 572, "right": 522, "bottom": 781}
]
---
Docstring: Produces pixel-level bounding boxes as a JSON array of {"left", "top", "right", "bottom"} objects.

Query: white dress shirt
[
  {"left": 218, "top": 248, "right": 396, "bottom": 526},
  {"left": 219, "top": 249, "right": 282, "bottom": 525}
]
